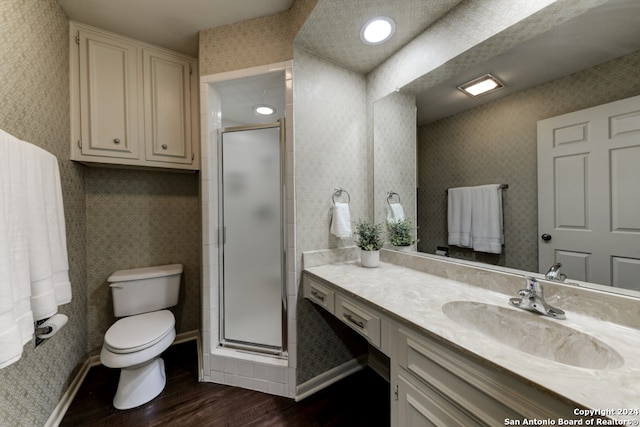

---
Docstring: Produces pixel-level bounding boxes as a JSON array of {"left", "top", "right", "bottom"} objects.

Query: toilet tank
[{"left": 108, "top": 264, "right": 183, "bottom": 317}]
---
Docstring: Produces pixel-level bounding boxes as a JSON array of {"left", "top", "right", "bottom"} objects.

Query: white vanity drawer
[
  {"left": 303, "top": 277, "right": 335, "bottom": 313},
  {"left": 335, "top": 294, "right": 381, "bottom": 348}
]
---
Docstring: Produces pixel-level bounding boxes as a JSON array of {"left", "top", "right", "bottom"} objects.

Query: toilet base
[{"left": 113, "top": 357, "right": 166, "bottom": 410}]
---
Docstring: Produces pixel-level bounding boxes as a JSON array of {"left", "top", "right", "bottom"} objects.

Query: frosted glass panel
[{"left": 222, "top": 126, "right": 282, "bottom": 348}]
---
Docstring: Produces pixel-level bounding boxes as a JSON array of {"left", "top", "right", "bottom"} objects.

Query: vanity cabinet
[
  {"left": 392, "top": 327, "right": 575, "bottom": 426},
  {"left": 303, "top": 271, "right": 581, "bottom": 427},
  {"left": 303, "top": 275, "right": 389, "bottom": 355},
  {"left": 70, "top": 22, "right": 199, "bottom": 171}
]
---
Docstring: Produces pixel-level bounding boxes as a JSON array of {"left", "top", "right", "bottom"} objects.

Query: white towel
[
  {"left": 447, "top": 187, "right": 473, "bottom": 248},
  {"left": 330, "top": 202, "right": 352, "bottom": 238},
  {"left": 386, "top": 203, "right": 405, "bottom": 222},
  {"left": 0, "top": 129, "right": 71, "bottom": 369},
  {"left": 0, "top": 130, "right": 35, "bottom": 369},
  {"left": 471, "top": 184, "right": 504, "bottom": 254}
]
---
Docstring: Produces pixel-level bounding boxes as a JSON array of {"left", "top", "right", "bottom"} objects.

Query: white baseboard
[
  {"left": 44, "top": 330, "right": 200, "bottom": 427},
  {"left": 295, "top": 354, "right": 368, "bottom": 401},
  {"left": 44, "top": 358, "right": 92, "bottom": 427}
]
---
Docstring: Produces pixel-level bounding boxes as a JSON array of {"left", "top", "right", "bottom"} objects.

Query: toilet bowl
[{"left": 99, "top": 264, "right": 182, "bottom": 410}]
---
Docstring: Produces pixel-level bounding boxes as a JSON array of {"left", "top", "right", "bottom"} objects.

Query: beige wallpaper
[
  {"left": 418, "top": 49, "right": 640, "bottom": 272},
  {"left": 0, "top": 1, "right": 87, "bottom": 426},
  {"left": 85, "top": 169, "right": 201, "bottom": 351},
  {"left": 373, "top": 91, "right": 417, "bottom": 228},
  {"left": 293, "top": 47, "right": 370, "bottom": 383},
  {"left": 199, "top": 0, "right": 317, "bottom": 75}
]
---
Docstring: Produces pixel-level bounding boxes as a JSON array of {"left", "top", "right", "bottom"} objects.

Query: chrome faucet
[
  {"left": 509, "top": 277, "right": 566, "bottom": 319},
  {"left": 545, "top": 262, "right": 567, "bottom": 282}
]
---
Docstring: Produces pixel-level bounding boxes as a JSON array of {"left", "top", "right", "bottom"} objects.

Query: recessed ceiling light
[
  {"left": 458, "top": 74, "right": 504, "bottom": 97},
  {"left": 360, "top": 17, "right": 396, "bottom": 45},
  {"left": 254, "top": 104, "right": 276, "bottom": 116}
]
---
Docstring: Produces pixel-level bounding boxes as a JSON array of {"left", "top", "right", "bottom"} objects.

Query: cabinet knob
[
  {"left": 113, "top": 138, "right": 121, "bottom": 144},
  {"left": 162, "top": 144, "right": 168, "bottom": 150}
]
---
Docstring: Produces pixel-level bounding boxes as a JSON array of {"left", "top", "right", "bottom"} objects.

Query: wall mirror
[{"left": 372, "top": 0, "right": 640, "bottom": 296}]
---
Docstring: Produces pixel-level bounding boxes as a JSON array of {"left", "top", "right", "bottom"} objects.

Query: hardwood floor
[{"left": 61, "top": 340, "right": 390, "bottom": 426}]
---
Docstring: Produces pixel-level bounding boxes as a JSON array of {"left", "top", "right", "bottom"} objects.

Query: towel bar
[
  {"left": 386, "top": 191, "right": 401, "bottom": 206},
  {"left": 332, "top": 188, "right": 350, "bottom": 205},
  {"left": 446, "top": 184, "right": 508, "bottom": 193}
]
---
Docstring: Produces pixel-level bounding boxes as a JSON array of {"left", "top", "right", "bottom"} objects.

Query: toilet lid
[{"left": 104, "top": 310, "right": 175, "bottom": 354}]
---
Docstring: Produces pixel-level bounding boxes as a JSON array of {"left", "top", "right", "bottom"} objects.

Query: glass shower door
[{"left": 221, "top": 124, "right": 284, "bottom": 350}]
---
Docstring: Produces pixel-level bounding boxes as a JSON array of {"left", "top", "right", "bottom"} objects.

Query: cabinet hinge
[
  {"left": 189, "top": 64, "right": 193, "bottom": 75},
  {"left": 192, "top": 152, "right": 195, "bottom": 161},
  {"left": 394, "top": 384, "right": 399, "bottom": 401},
  {"left": 75, "top": 33, "right": 80, "bottom": 45},
  {"left": 77, "top": 140, "right": 82, "bottom": 149}
]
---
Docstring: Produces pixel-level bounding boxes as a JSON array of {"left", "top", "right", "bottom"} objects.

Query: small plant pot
[
  {"left": 360, "top": 249, "right": 380, "bottom": 268},
  {"left": 393, "top": 244, "right": 414, "bottom": 252}
]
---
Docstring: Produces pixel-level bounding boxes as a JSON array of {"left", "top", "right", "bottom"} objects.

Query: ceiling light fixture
[
  {"left": 360, "top": 17, "right": 396, "bottom": 45},
  {"left": 458, "top": 74, "right": 504, "bottom": 97},
  {"left": 253, "top": 104, "right": 276, "bottom": 116}
]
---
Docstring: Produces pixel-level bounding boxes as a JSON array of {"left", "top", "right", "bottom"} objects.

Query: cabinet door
[
  {"left": 397, "top": 374, "right": 475, "bottom": 427},
  {"left": 143, "top": 50, "right": 193, "bottom": 165},
  {"left": 78, "top": 30, "right": 141, "bottom": 159}
]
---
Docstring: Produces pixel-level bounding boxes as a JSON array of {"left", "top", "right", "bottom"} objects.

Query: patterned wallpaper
[
  {"left": 373, "top": 91, "right": 417, "bottom": 228},
  {"left": 293, "top": 47, "right": 370, "bottom": 383},
  {"left": 417, "top": 49, "right": 640, "bottom": 272},
  {"left": 85, "top": 169, "right": 201, "bottom": 351},
  {"left": 0, "top": 1, "right": 87, "bottom": 426},
  {"left": 199, "top": 0, "right": 318, "bottom": 76}
]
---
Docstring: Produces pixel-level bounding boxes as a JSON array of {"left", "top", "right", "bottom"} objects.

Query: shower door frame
[{"left": 218, "top": 120, "right": 288, "bottom": 356}]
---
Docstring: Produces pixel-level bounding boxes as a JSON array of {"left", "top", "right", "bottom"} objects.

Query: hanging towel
[
  {"left": 330, "top": 202, "right": 352, "bottom": 238},
  {"left": 1, "top": 130, "right": 35, "bottom": 369},
  {"left": 386, "top": 203, "right": 405, "bottom": 222},
  {"left": 447, "top": 187, "right": 473, "bottom": 248},
  {"left": 471, "top": 184, "right": 504, "bottom": 254},
  {"left": 0, "top": 129, "right": 71, "bottom": 369}
]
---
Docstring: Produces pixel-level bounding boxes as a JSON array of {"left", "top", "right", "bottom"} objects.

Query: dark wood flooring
[{"left": 61, "top": 340, "right": 390, "bottom": 426}]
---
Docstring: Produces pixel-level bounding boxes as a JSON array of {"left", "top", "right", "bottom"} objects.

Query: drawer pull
[
  {"left": 344, "top": 313, "right": 365, "bottom": 329},
  {"left": 311, "top": 290, "right": 326, "bottom": 302}
]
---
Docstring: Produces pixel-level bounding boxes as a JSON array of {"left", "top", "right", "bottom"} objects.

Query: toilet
[{"left": 100, "top": 264, "right": 183, "bottom": 410}]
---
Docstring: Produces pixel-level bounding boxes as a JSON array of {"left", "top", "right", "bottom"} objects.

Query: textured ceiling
[
  {"left": 295, "top": 0, "right": 464, "bottom": 74},
  {"left": 57, "top": 0, "right": 294, "bottom": 56}
]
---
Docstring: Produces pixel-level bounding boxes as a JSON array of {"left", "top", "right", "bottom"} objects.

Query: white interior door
[{"left": 537, "top": 95, "right": 640, "bottom": 290}]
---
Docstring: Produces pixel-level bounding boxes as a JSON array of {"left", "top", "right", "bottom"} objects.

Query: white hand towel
[
  {"left": 471, "top": 184, "right": 504, "bottom": 254},
  {"left": 386, "top": 203, "right": 405, "bottom": 222},
  {"left": 447, "top": 187, "right": 473, "bottom": 248},
  {"left": 330, "top": 202, "right": 352, "bottom": 238}
]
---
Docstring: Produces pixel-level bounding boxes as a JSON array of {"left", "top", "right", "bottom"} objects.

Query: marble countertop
[{"left": 304, "top": 259, "right": 640, "bottom": 421}]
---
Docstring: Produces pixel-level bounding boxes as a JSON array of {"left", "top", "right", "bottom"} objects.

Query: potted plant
[
  {"left": 354, "top": 218, "right": 384, "bottom": 267},
  {"left": 387, "top": 218, "right": 418, "bottom": 252}
]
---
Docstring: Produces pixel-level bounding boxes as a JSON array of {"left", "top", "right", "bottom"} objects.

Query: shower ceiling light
[
  {"left": 458, "top": 74, "right": 504, "bottom": 97},
  {"left": 254, "top": 104, "right": 276, "bottom": 116},
  {"left": 360, "top": 17, "right": 396, "bottom": 45}
]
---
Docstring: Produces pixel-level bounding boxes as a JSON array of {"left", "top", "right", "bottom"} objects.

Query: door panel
[
  {"left": 221, "top": 125, "right": 283, "bottom": 349},
  {"left": 538, "top": 95, "right": 640, "bottom": 288}
]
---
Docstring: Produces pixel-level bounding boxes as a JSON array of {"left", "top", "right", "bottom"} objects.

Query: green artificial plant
[
  {"left": 354, "top": 218, "right": 384, "bottom": 251},
  {"left": 387, "top": 218, "right": 418, "bottom": 247}
]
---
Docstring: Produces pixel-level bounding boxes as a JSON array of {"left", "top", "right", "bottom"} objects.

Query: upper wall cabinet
[{"left": 70, "top": 22, "right": 199, "bottom": 171}]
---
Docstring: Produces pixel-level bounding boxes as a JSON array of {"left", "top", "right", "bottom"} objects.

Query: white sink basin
[{"left": 442, "top": 301, "right": 624, "bottom": 370}]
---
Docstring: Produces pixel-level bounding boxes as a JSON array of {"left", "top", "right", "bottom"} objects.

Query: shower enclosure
[{"left": 220, "top": 122, "right": 286, "bottom": 353}]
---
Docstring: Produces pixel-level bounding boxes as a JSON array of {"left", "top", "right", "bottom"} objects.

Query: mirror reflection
[{"left": 373, "top": 1, "right": 640, "bottom": 295}]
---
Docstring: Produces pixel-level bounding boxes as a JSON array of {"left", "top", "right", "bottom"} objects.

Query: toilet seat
[{"left": 104, "top": 310, "right": 175, "bottom": 354}]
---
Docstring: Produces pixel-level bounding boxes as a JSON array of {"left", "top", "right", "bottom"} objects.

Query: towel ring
[
  {"left": 332, "top": 188, "right": 350, "bottom": 205},
  {"left": 386, "top": 191, "right": 401, "bottom": 206}
]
